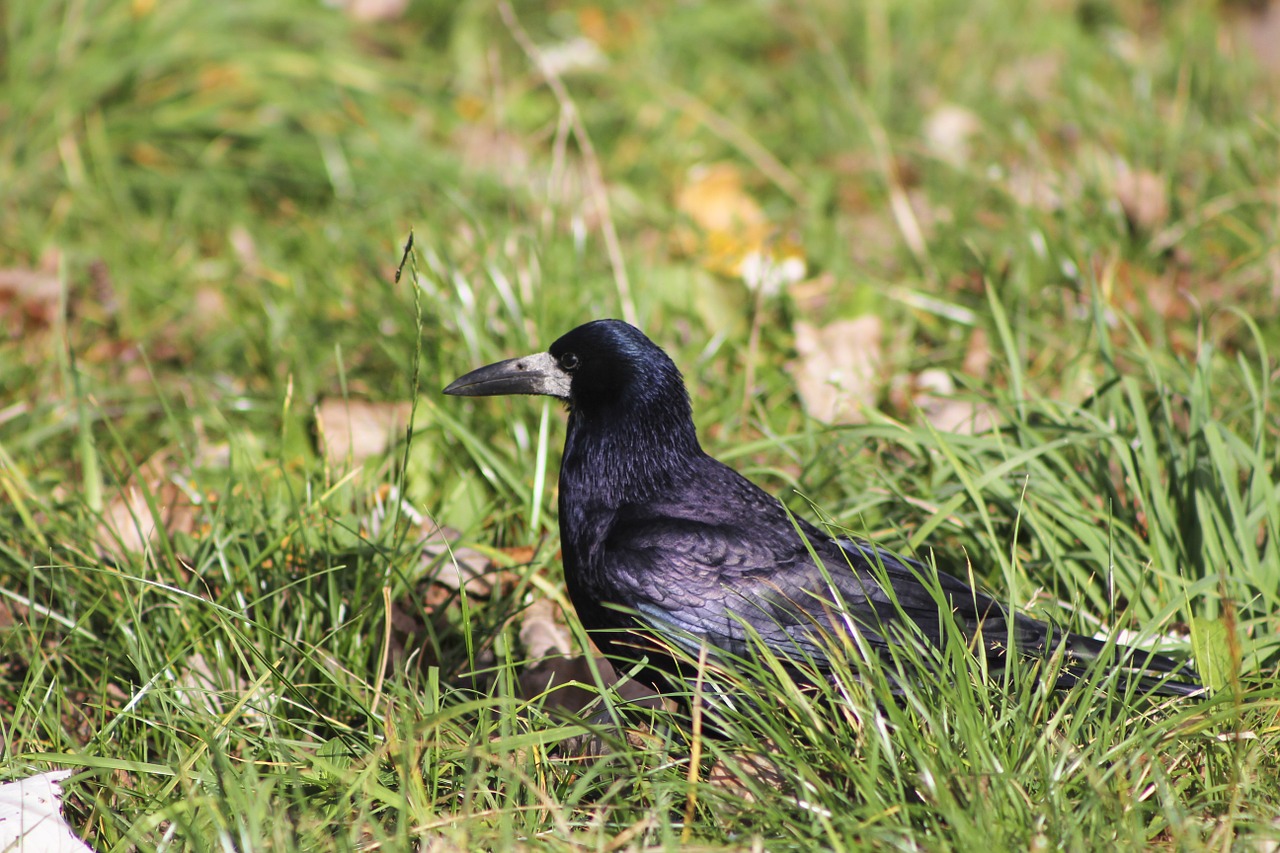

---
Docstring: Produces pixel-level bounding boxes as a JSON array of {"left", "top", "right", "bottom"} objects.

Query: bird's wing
[
  {"left": 601, "top": 515, "right": 837, "bottom": 661},
  {"left": 832, "top": 539, "right": 1023, "bottom": 646},
  {"left": 599, "top": 511, "right": 1019, "bottom": 670}
]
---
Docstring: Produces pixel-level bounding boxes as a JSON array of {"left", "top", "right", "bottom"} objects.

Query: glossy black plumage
[{"left": 445, "top": 320, "right": 1200, "bottom": 699}]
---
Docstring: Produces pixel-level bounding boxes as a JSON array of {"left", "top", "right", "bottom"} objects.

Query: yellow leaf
[
  {"left": 676, "top": 163, "right": 806, "bottom": 295},
  {"left": 677, "top": 163, "right": 765, "bottom": 233}
]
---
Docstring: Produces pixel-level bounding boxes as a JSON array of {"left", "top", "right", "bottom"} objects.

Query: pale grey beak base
[{"left": 443, "top": 351, "right": 572, "bottom": 400}]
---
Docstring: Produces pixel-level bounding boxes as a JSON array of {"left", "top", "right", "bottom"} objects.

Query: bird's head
[{"left": 444, "top": 319, "right": 691, "bottom": 422}]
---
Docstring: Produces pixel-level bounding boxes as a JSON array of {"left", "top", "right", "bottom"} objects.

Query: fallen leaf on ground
[
  {"left": 911, "top": 369, "right": 996, "bottom": 435},
  {"left": 520, "top": 598, "right": 573, "bottom": 659},
  {"left": 418, "top": 520, "right": 515, "bottom": 598},
  {"left": 1230, "top": 0, "right": 1280, "bottom": 77},
  {"left": 0, "top": 264, "right": 61, "bottom": 333},
  {"left": 791, "top": 316, "right": 883, "bottom": 424},
  {"left": 1112, "top": 163, "right": 1169, "bottom": 233},
  {"left": 517, "top": 599, "right": 600, "bottom": 712},
  {"left": 172, "top": 652, "right": 257, "bottom": 717},
  {"left": 1094, "top": 256, "right": 1191, "bottom": 324},
  {"left": 98, "top": 453, "right": 203, "bottom": 558},
  {"left": 962, "top": 327, "right": 992, "bottom": 378},
  {"left": 678, "top": 162, "right": 766, "bottom": 233},
  {"left": 519, "top": 653, "right": 611, "bottom": 715},
  {"left": 0, "top": 770, "right": 95, "bottom": 853},
  {"left": 707, "top": 749, "right": 787, "bottom": 801},
  {"left": 676, "top": 162, "right": 806, "bottom": 297},
  {"left": 517, "top": 598, "right": 662, "bottom": 715},
  {"left": 315, "top": 398, "right": 413, "bottom": 468},
  {"left": 923, "top": 104, "right": 981, "bottom": 167}
]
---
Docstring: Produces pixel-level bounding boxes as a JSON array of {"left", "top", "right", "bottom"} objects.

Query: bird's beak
[{"left": 443, "top": 351, "right": 572, "bottom": 400}]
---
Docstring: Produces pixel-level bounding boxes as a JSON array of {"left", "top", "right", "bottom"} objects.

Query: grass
[{"left": 2, "top": 0, "right": 1279, "bottom": 849}]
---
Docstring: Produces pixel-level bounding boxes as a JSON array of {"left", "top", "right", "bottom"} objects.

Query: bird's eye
[{"left": 559, "top": 352, "right": 580, "bottom": 372}]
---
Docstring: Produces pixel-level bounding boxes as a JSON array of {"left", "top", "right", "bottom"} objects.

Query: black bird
[{"left": 444, "top": 320, "right": 1200, "bottom": 699}]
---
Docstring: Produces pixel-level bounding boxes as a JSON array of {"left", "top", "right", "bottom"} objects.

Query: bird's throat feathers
[{"left": 560, "top": 389, "right": 702, "bottom": 505}]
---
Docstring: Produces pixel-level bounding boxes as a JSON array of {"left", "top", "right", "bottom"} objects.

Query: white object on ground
[{"left": 0, "top": 770, "right": 94, "bottom": 852}]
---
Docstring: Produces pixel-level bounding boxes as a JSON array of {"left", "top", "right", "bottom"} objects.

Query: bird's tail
[{"left": 1056, "top": 632, "right": 1202, "bottom": 697}]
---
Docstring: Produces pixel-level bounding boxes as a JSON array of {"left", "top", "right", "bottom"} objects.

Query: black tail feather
[{"left": 1061, "top": 633, "right": 1202, "bottom": 697}]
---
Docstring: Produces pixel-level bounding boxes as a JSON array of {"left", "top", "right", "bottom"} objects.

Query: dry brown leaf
[
  {"left": 791, "top": 316, "right": 883, "bottom": 424},
  {"left": 315, "top": 398, "right": 412, "bottom": 467},
  {"left": 923, "top": 104, "right": 981, "bottom": 167},
  {"left": 912, "top": 369, "right": 996, "bottom": 435},
  {"left": 0, "top": 265, "right": 61, "bottom": 332},
  {"left": 1231, "top": 1, "right": 1280, "bottom": 77},
  {"left": 418, "top": 520, "right": 512, "bottom": 598},
  {"left": 99, "top": 454, "right": 202, "bottom": 557},
  {"left": 523, "top": 653, "right": 663, "bottom": 727},
  {"left": 520, "top": 598, "right": 573, "bottom": 660},
  {"left": 517, "top": 599, "right": 598, "bottom": 712},
  {"left": 1113, "top": 165, "right": 1169, "bottom": 233},
  {"left": 962, "top": 327, "right": 992, "bottom": 378},
  {"left": 519, "top": 654, "right": 608, "bottom": 714},
  {"left": 172, "top": 652, "right": 257, "bottom": 717},
  {"left": 1095, "top": 256, "right": 1192, "bottom": 324},
  {"left": 194, "top": 286, "right": 227, "bottom": 321},
  {"left": 706, "top": 749, "right": 787, "bottom": 801},
  {"left": 517, "top": 598, "right": 662, "bottom": 716}
]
